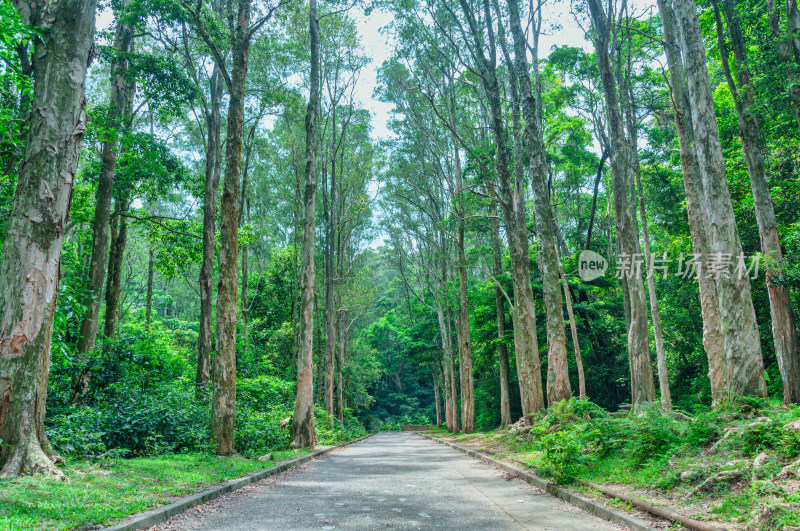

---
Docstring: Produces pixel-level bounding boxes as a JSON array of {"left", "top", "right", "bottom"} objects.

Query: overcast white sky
[{"left": 351, "top": 1, "right": 657, "bottom": 141}]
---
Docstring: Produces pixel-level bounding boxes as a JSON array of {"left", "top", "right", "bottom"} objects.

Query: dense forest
[{"left": 1, "top": 0, "right": 800, "bottom": 515}]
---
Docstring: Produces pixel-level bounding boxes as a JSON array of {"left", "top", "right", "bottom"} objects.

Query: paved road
[{"left": 153, "top": 433, "right": 622, "bottom": 530}]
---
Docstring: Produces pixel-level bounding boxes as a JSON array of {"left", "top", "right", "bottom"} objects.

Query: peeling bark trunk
[
  {"left": 491, "top": 204, "right": 512, "bottom": 427},
  {"left": 291, "top": 0, "right": 319, "bottom": 448},
  {"left": 672, "top": 0, "right": 765, "bottom": 398},
  {"left": 508, "top": 0, "right": 571, "bottom": 406},
  {"left": 716, "top": 0, "right": 800, "bottom": 404},
  {"left": 75, "top": 3, "right": 134, "bottom": 398},
  {"left": 0, "top": 0, "right": 96, "bottom": 477},
  {"left": 211, "top": 0, "right": 252, "bottom": 456},
  {"left": 454, "top": 143, "right": 474, "bottom": 434},
  {"left": 658, "top": 0, "right": 726, "bottom": 405},
  {"left": 588, "top": 0, "right": 656, "bottom": 406},
  {"left": 196, "top": 64, "right": 222, "bottom": 399},
  {"left": 458, "top": 0, "right": 544, "bottom": 414}
]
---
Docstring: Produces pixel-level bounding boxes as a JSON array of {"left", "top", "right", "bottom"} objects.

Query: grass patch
[{"left": 0, "top": 449, "right": 311, "bottom": 531}]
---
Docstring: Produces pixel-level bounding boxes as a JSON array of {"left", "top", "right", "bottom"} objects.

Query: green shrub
[{"left": 46, "top": 407, "right": 110, "bottom": 458}]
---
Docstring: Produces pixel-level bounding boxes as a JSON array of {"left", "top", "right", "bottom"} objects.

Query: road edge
[
  {"left": 103, "top": 433, "right": 376, "bottom": 531},
  {"left": 416, "top": 432, "right": 654, "bottom": 531}
]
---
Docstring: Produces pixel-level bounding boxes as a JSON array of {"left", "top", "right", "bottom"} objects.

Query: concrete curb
[
  {"left": 416, "top": 432, "right": 655, "bottom": 531},
  {"left": 104, "top": 433, "right": 376, "bottom": 531}
]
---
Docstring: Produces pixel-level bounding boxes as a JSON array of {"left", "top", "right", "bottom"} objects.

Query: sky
[{"left": 350, "top": 1, "right": 657, "bottom": 141}]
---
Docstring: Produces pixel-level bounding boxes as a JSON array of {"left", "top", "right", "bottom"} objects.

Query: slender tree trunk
[
  {"left": 491, "top": 204, "right": 512, "bottom": 427},
  {"left": 672, "top": 0, "right": 766, "bottom": 398},
  {"left": 145, "top": 204, "right": 155, "bottom": 330},
  {"left": 291, "top": 0, "right": 319, "bottom": 448},
  {"left": 196, "top": 65, "right": 222, "bottom": 399},
  {"left": 74, "top": 4, "right": 134, "bottom": 399},
  {"left": 508, "top": 0, "right": 571, "bottom": 406},
  {"left": 336, "top": 310, "right": 345, "bottom": 422},
  {"left": 586, "top": 150, "right": 608, "bottom": 251},
  {"left": 104, "top": 204, "right": 127, "bottom": 338},
  {"left": 555, "top": 245, "right": 586, "bottom": 400},
  {"left": 211, "top": 0, "right": 252, "bottom": 455},
  {"left": 588, "top": 0, "right": 656, "bottom": 406},
  {"left": 454, "top": 144, "right": 474, "bottom": 433},
  {"left": 714, "top": 0, "right": 800, "bottom": 404},
  {"left": 0, "top": 0, "right": 96, "bottom": 478},
  {"left": 433, "top": 370, "right": 442, "bottom": 427},
  {"left": 619, "top": 42, "right": 672, "bottom": 409},
  {"left": 787, "top": 0, "right": 800, "bottom": 66},
  {"left": 241, "top": 198, "right": 249, "bottom": 357}
]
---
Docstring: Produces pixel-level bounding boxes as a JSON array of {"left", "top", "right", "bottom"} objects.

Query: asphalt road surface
[{"left": 153, "top": 432, "right": 624, "bottom": 530}]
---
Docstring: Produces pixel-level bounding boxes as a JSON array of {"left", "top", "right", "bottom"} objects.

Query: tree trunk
[
  {"left": 145, "top": 205, "right": 155, "bottom": 330},
  {"left": 715, "top": 0, "right": 800, "bottom": 404},
  {"left": 454, "top": 144, "right": 474, "bottom": 433},
  {"left": 336, "top": 310, "right": 345, "bottom": 423},
  {"left": 458, "top": 0, "right": 544, "bottom": 415},
  {"left": 196, "top": 64, "right": 222, "bottom": 399},
  {"left": 618, "top": 37, "right": 672, "bottom": 409},
  {"left": 672, "top": 0, "right": 765, "bottom": 398},
  {"left": 291, "top": 0, "right": 319, "bottom": 448},
  {"left": 104, "top": 203, "right": 128, "bottom": 338},
  {"left": 508, "top": 0, "right": 571, "bottom": 406},
  {"left": 211, "top": 0, "right": 252, "bottom": 456},
  {"left": 74, "top": 3, "right": 134, "bottom": 399},
  {"left": 0, "top": 0, "right": 96, "bottom": 478},
  {"left": 588, "top": 0, "right": 656, "bottom": 406},
  {"left": 657, "top": 0, "right": 726, "bottom": 405},
  {"left": 555, "top": 245, "right": 586, "bottom": 400},
  {"left": 433, "top": 370, "right": 442, "bottom": 427},
  {"left": 491, "top": 204, "right": 512, "bottom": 427}
]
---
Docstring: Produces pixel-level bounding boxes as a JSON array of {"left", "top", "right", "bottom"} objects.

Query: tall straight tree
[
  {"left": 587, "top": 0, "right": 656, "bottom": 405},
  {"left": 713, "top": 0, "right": 800, "bottom": 404},
  {"left": 658, "top": 0, "right": 726, "bottom": 404},
  {"left": 457, "top": 0, "right": 545, "bottom": 414},
  {"left": 292, "top": 0, "right": 320, "bottom": 448},
  {"left": 507, "top": 0, "right": 571, "bottom": 405},
  {"left": 74, "top": 0, "right": 135, "bottom": 400},
  {"left": 672, "top": 0, "right": 766, "bottom": 398},
  {"left": 0, "top": 0, "right": 96, "bottom": 477},
  {"left": 183, "top": 0, "right": 280, "bottom": 454},
  {"left": 490, "top": 203, "right": 512, "bottom": 427}
]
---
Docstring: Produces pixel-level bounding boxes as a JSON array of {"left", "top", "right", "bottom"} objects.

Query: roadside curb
[
  {"left": 104, "top": 433, "right": 376, "bottom": 531},
  {"left": 416, "top": 432, "right": 654, "bottom": 531}
]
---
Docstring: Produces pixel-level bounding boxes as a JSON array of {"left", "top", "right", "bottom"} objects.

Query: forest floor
[
  {"left": 0, "top": 449, "right": 312, "bottom": 531},
  {"left": 424, "top": 401, "right": 800, "bottom": 531}
]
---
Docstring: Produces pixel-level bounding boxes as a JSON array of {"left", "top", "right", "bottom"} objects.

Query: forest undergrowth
[{"left": 428, "top": 398, "right": 800, "bottom": 530}]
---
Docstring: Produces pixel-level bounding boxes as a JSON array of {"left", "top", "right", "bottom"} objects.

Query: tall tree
[
  {"left": 291, "top": 0, "right": 320, "bottom": 448},
  {"left": 713, "top": 0, "right": 800, "bottom": 404},
  {"left": 587, "top": 0, "right": 656, "bottom": 406},
  {"left": 507, "top": 0, "right": 571, "bottom": 405},
  {"left": 0, "top": 0, "right": 96, "bottom": 477},
  {"left": 672, "top": 0, "right": 766, "bottom": 398},
  {"left": 74, "top": 0, "right": 136, "bottom": 400}
]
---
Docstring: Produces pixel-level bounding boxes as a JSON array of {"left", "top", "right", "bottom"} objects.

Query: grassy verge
[
  {"left": 424, "top": 398, "right": 800, "bottom": 530},
  {"left": 0, "top": 449, "right": 311, "bottom": 531}
]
